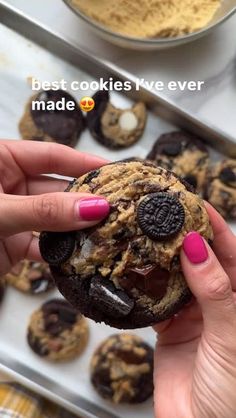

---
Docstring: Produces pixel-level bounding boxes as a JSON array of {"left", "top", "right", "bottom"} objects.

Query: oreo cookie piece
[
  {"left": 205, "top": 159, "right": 236, "bottom": 219},
  {"left": 5, "top": 260, "right": 54, "bottom": 295},
  {"left": 27, "top": 298, "right": 89, "bottom": 361},
  {"left": 19, "top": 90, "right": 84, "bottom": 147},
  {"left": 147, "top": 131, "right": 209, "bottom": 193},
  {"left": 86, "top": 90, "right": 147, "bottom": 149},
  {"left": 39, "top": 231, "right": 76, "bottom": 266},
  {"left": 90, "top": 334, "right": 154, "bottom": 404},
  {"left": 40, "top": 161, "right": 213, "bottom": 329}
]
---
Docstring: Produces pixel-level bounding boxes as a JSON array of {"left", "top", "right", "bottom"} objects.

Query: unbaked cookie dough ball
[
  {"left": 27, "top": 298, "right": 89, "bottom": 361},
  {"left": 205, "top": 159, "right": 236, "bottom": 219},
  {"left": 87, "top": 91, "right": 147, "bottom": 149},
  {"left": 19, "top": 90, "right": 84, "bottom": 147},
  {"left": 147, "top": 131, "right": 209, "bottom": 192},
  {"left": 90, "top": 333, "right": 154, "bottom": 404}
]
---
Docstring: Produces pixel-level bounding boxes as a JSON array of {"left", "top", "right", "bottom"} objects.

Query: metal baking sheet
[{"left": 0, "top": 3, "right": 235, "bottom": 418}]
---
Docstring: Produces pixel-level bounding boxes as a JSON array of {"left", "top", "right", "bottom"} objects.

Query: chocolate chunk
[
  {"left": 42, "top": 299, "right": 77, "bottom": 336},
  {"left": 39, "top": 231, "right": 76, "bottom": 265},
  {"left": 31, "top": 90, "right": 84, "bottom": 144},
  {"left": 219, "top": 167, "right": 236, "bottom": 185},
  {"left": 161, "top": 142, "right": 182, "bottom": 157},
  {"left": 137, "top": 192, "right": 185, "bottom": 241},
  {"left": 89, "top": 276, "right": 134, "bottom": 318},
  {"left": 27, "top": 331, "right": 49, "bottom": 357},
  {"left": 183, "top": 174, "right": 197, "bottom": 189},
  {"left": 82, "top": 169, "right": 100, "bottom": 185},
  {"left": 119, "top": 265, "right": 169, "bottom": 299},
  {"left": 114, "top": 348, "right": 146, "bottom": 365}
]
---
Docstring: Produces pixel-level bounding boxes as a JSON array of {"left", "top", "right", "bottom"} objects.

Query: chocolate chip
[
  {"left": 114, "top": 348, "right": 146, "bottom": 365},
  {"left": 39, "top": 231, "right": 76, "bottom": 265},
  {"left": 219, "top": 167, "right": 236, "bottom": 185},
  {"left": 82, "top": 169, "right": 100, "bottom": 185},
  {"left": 161, "top": 142, "right": 182, "bottom": 156},
  {"left": 183, "top": 174, "right": 197, "bottom": 189},
  {"left": 119, "top": 265, "right": 169, "bottom": 299},
  {"left": 89, "top": 276, "right": 134, "bottom": 318},
  {"left": 31, "top": 90, "right": 84, "bottom": 143},
  {"left": 27, "top": 331, "right": 49, "bottom": 357},
  {"left": 137, "top": 192, "right": 185, "bottom": 241}
]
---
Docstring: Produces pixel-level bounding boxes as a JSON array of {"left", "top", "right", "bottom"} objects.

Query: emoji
[{"left": 80, "top": 96, "right": 95, "bottom": 112}]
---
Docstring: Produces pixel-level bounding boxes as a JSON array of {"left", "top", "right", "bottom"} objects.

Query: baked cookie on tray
[
  {"left": 205, "top": 159, "right": 236, "bottom": 219},
  {"left": 5, "top": 260, "right": 55, "bottom": 295},
  {"left": 147, "top": 131, "right": 209, "bottom": 192},
  {"left": 87, "top": 91, "right": 147, "bottom": 149},
  {"left": 39, "top": 160, "right": 213, "bottom": 329},
  {"left": 90, "top": 333, "right": 154, "bottom": 404},
  {"left": 27, "top": 298, "right": 89, "bottom": 361},
  {"left": 19, "top": 90, "right": 84, "bottom": 147}
]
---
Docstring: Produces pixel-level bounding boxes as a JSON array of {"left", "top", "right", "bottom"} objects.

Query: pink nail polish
[
  {"left": 183, "top": 232, "right": 208, "bottom": 264},
  {"left": 77, "top": 198, "right": 110, "bottom": 221}
]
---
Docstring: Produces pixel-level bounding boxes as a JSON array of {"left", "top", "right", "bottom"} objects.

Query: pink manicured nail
[
  {"left": 183, "top": 232, "right": 208, "bottom": 264},
  {"left": 77, "top": 198, "right": 110, "bottom": 221}
]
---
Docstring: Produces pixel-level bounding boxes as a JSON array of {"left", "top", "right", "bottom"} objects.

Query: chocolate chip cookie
[
  {"left": 5, "top": 260, "right": 55, "bottom": 294},
  {"left": 87, "top": 91, "right": 147, "bottom": 149},
  {"left": 39, "top": 160, "right": 213, "bottom": 329},
  {"left": 91, "top": 333, "right": 154, "bottom": 404},
  {"left": 205, "top": 159, "right": 236, "bottom": 219},
  {"left": 27, "top": 298, "right": 89, "bottom": 361},
  {"left": 19, "top": 90, "right": 84, "bottom": 147},
  {"left": 147, "top": 131, "right": 209, "bottom": 192}
]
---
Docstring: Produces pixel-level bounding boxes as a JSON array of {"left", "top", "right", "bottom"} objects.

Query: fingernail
[
  {"left": 76, "top": 197, "right": 110, "bottom": 221},
  {"left": 183, "top": 232, "right": 208, "bottom": 264}
]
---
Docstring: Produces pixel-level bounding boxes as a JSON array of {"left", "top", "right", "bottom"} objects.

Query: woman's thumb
[
  {"left": 181, "top": 232, "right": 236, "bottom": 337},
  {"left": 0, "top": 193, "right": 110, "bottom": 236}
]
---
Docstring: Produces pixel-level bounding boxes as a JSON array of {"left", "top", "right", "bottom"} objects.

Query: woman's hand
[
  {"left": 0, "top": 140, "right": 109, "bottom": 275},
  {"left": 154, "top": 203, "right": 236, "bottom": 418}
]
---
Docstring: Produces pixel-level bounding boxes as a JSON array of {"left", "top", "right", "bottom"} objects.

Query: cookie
[
  {"left": 147, "top": 131, "right": 209, "bottom": 192},
  {"left": 27, "top": 298, "right": 89, "bottom": 361},
  {"left": 90, "top": 333, "right": 154, "bottom": 404},
  {"left": 86, "top": 91, "right": 147, "bottom": 149},
  {"left": 19, "top": 90, "right": 84, "bottom": 147},
  {"left": 205, "top": 159, "right": 236, "bottom": 219},
  {"left": 39, "top": 160, "right": 213, "bottom": 329},
  {"left": 5, "top": 260, "right": 55, "bottom": 294}
]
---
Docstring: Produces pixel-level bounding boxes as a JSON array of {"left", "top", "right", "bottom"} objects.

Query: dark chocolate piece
[
  {"left": 42, "top": 299, "right": 77, "bottom": 336},
  {"left": 27, "top": 330, "right": 49, "bottom": 357},
  {"left": 39, "top": 231, "right": 76, "bottom": 265},
  {"left": 219, "top": 167, "right": 236, "bottom": 186},
  {"left": 119, "top": 265, "right": 169, "bottom": 299},
  {"left": 137, "top": 192, "right": 185, "bottom": 241},
  {"left": 31, "top": 90, "right": 84, "bottom": 144},
  {"left": 89, "top": 276, "right": 134, "bottom": 318},
  {"left": 183, "top": 174, "right": 197, "bottom": 190},
  {"left": 161, "top": 141, "right": 182, "bottom": 156}
]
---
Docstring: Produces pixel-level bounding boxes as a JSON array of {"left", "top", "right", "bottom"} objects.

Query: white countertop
[{"left": 3, "top": 0, "right": 236, "bottom": 139}]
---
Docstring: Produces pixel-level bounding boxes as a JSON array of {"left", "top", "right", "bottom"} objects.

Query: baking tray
[{"left": 0, "top": 2, "right": 235, "bottom": 418}]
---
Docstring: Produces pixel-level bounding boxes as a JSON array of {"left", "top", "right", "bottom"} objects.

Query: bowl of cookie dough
[{"left": 64, "top": 0, "right": 236, "bottom": 50}]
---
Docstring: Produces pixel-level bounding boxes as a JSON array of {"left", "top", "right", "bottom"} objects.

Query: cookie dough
[
  {"left": 71, "top": 0, "right": 221, "bottom": 38},
  {"left": 205, "top": 159, "right": 236, "bottom": 219},
  {"left": 91, "top": 333, "right": 154, "bottom": 404},
  {"left": 19, "top": 90, "right": 84, "bottom": 147},
  {"left": 5, "top": 260, "right": 55, "bottom": 294},
  {"left": 39, "top": 160, "right": 213, "bottom": 329},
  {"left": 147, "top": 131, "right": 209, "bottom": 192},
  {"left": 87, "top": 91, "right": 147, "bottom": 149},
  {"left": 27, "top": 298, "right": 89, "bottom": 361}
]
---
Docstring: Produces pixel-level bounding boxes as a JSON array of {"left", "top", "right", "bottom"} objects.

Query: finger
[
  {"left": 205, "top": 202, "right": 236, "bottom": 287},
  {"left": 181, "top": 231, "right": 236, "bottom": 338},
  {"left": 0, "top": 193, "right": 110, "bottom": 236},
  {"left": 27, "top": 176, "right": 70, "bottom": 195},
  {"left": 1, "top": 140, "right": 108, "bottom": 177}
]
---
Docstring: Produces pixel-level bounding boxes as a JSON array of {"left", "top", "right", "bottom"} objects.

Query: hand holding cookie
[
  {"left": 0, "top": 140, "right": 109, "bottom": 275},
  {"left": 154, "top": 204, "right": 236, "bottom": 418}
]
